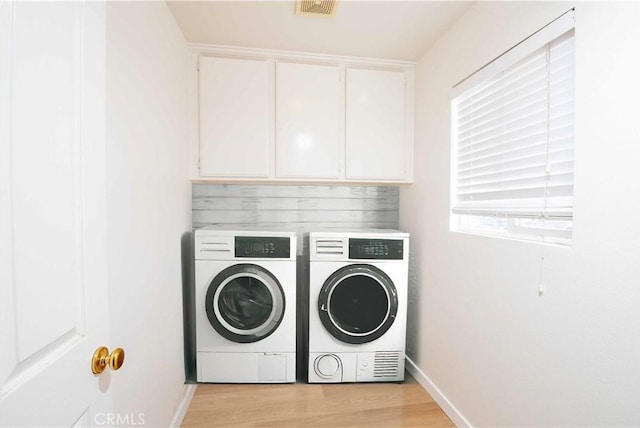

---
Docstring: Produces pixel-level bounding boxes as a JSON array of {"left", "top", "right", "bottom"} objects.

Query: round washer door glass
[
  {"left": 318, "top": 264, "right": 398, "bottom": 344},
  {"left": 205, "top": 264, "right": 285, "bottom": 343}
]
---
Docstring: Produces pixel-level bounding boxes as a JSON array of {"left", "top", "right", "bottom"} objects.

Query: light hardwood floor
[{"left": 181, "top": 373, "right": 454, "bottom": 427}]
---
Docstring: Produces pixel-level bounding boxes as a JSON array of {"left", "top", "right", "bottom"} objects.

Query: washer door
[
  {"left": 205, "top": 264, "right": 285, "bottom": 343},
  {"left": 318, "top": 264, "right": 398, "bottom": 344}
]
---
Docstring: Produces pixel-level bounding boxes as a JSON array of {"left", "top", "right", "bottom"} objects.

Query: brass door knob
[{"left": 91, "top": 346, "right": 125, "bottom": 374}]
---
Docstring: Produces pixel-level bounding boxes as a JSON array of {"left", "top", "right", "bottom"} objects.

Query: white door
[{"left": 0, "top": 2, "right": 114, "bottom": 426}]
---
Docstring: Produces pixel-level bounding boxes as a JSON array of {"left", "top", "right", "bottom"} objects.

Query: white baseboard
[
  {"left": 405, "top": 356, "right": 472, "bottom": 428},
  {"left": 169, "top": 383, "right": 197, "bottom": 428}
]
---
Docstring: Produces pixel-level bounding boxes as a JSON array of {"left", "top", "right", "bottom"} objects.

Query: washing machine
[
  {"left": 305, "top": 230, "right": 409, "bottom": 383},
  {"left": 195, "top": 229, "right": 296, "bottom": 383}
]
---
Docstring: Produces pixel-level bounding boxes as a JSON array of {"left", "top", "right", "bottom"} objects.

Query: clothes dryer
[
  {"left": 306, "top": 230, "right": 409, "bottom": 383},
  {"left": 195, "top": 229, "right": 296, "bottom": 383}
]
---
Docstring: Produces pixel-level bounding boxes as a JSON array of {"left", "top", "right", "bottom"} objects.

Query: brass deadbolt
[{"left": 91, "top": 346, "right": 125, "bottom": 374}]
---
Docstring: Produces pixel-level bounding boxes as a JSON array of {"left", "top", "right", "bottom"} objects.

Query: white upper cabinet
[
  {"left": 275, "top": 61, "right": 343, "bottom": 178},
  {"left": 346, "top": 68, "right": 409, "bottom": 180},
  {"left": 198, "top": 56, "right": 271, "bottom": 177},
  {"left": 192, "top": 47, "right": 414, "bottom": 183}
]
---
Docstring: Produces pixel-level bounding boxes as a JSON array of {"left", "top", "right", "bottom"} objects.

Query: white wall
[
  {"left": 106, "top": 2, "right": 190, "bottom": 426},
  {"left": 401, "top": 2, "right": 640, "bottom": 426}
]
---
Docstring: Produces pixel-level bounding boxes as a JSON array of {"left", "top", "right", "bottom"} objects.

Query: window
[{"left": 451, "top": 11, "right": 575, "bottom": 245}]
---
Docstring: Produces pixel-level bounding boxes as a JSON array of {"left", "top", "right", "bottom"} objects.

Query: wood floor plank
[
  {"left": 319, "top": 382, "right": 434, "bottom": 410},
  {"left": 182, "top": 384, "right": 325, "bottom": 426},
  {"left": 256, "top": 402, "right": 455, "bottom": 428},
  {"left": 181, "top": 374, "right": 453, "bottom": 427}
]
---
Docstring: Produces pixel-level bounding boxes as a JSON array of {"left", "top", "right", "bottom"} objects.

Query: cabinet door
[
  {"left": 346, "top": 68, "right": 407, "bottom": 180},
  {"left": 199, "top": 56, "right": 270, "bottom": 177},
  {"left": 276, "top": 62, "right": 343, "bottom": 178}
]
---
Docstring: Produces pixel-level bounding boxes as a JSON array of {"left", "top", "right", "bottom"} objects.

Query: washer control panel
[
  {"left": 235, "top": 236, "right": 291, "bottom": 258},
  {"left": 195, "top": 230, "right": 296, "bottom": 261}
]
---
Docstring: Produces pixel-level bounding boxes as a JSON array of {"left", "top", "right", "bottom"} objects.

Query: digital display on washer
[
  {"left": 235, "top": 236, "right": 290, "bottom": 258},
  {"left": 348, "top": 238, "right": 404, "bottom": 260}
]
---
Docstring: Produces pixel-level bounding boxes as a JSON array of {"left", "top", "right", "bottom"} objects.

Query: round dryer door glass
[
  {"left": 318, "top": 264, "right": 398, "bottom": 344},
  {"left": 205, "top": 264, "right": 285, "bottom": 343}
]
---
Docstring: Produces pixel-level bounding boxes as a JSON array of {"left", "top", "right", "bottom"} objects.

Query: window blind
[{"left": 451, "top": 29, "right": 575, "bottom": 221}]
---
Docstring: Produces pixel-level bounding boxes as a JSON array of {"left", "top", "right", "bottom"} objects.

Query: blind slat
[
  {"left": 457, "top": 160, "right": 574, "bottom": 189},
  {"left": 457, "top": 143, "right": 573, "bottom": 172}
]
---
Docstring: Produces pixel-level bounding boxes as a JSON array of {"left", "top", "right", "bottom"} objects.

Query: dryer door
[
  {"left": 318, "top": 264, "right": 398, "bottom": 344},
  {"left": 205, "top": 264, "right": 285, "bottom": 343}
]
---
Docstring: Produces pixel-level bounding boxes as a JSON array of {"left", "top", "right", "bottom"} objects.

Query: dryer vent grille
[
  {"left": 373, "top": 351, "right": 401, "bottom": 378},
  {"left": 315, "top": 239, "right": 344, "bottom": 256}
]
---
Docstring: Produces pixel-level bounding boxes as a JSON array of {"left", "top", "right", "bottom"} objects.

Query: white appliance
[
  {"left": 306, "top": 230, "right": 410, "bottom": 383},
  {"left": 195, "top": 229, "right": 296, "bottom": 383}
]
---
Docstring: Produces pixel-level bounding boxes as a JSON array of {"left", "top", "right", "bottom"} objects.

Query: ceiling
[{"left": 166, "top": 1, "right": 475, "bottom": 62}]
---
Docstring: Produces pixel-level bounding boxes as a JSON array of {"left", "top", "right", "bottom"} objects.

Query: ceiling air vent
[{"left": 295, "top": 0, "right": 338, "bottom": 17}]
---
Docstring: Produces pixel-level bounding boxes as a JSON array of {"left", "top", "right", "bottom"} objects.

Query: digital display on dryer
[
  {"left": 235, "top": 237, "right": 290, "bottom": 258},
  {"left": 348, "top": 238, "right": 404, "bottom": 260}
]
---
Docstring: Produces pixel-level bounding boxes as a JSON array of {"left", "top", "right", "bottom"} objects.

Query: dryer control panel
[
  {"left": 309, "top": 231, "right": 409, "bottom": 262},
  {"left": 348, "top": 238, "right": 403, "bottom": 260}
]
